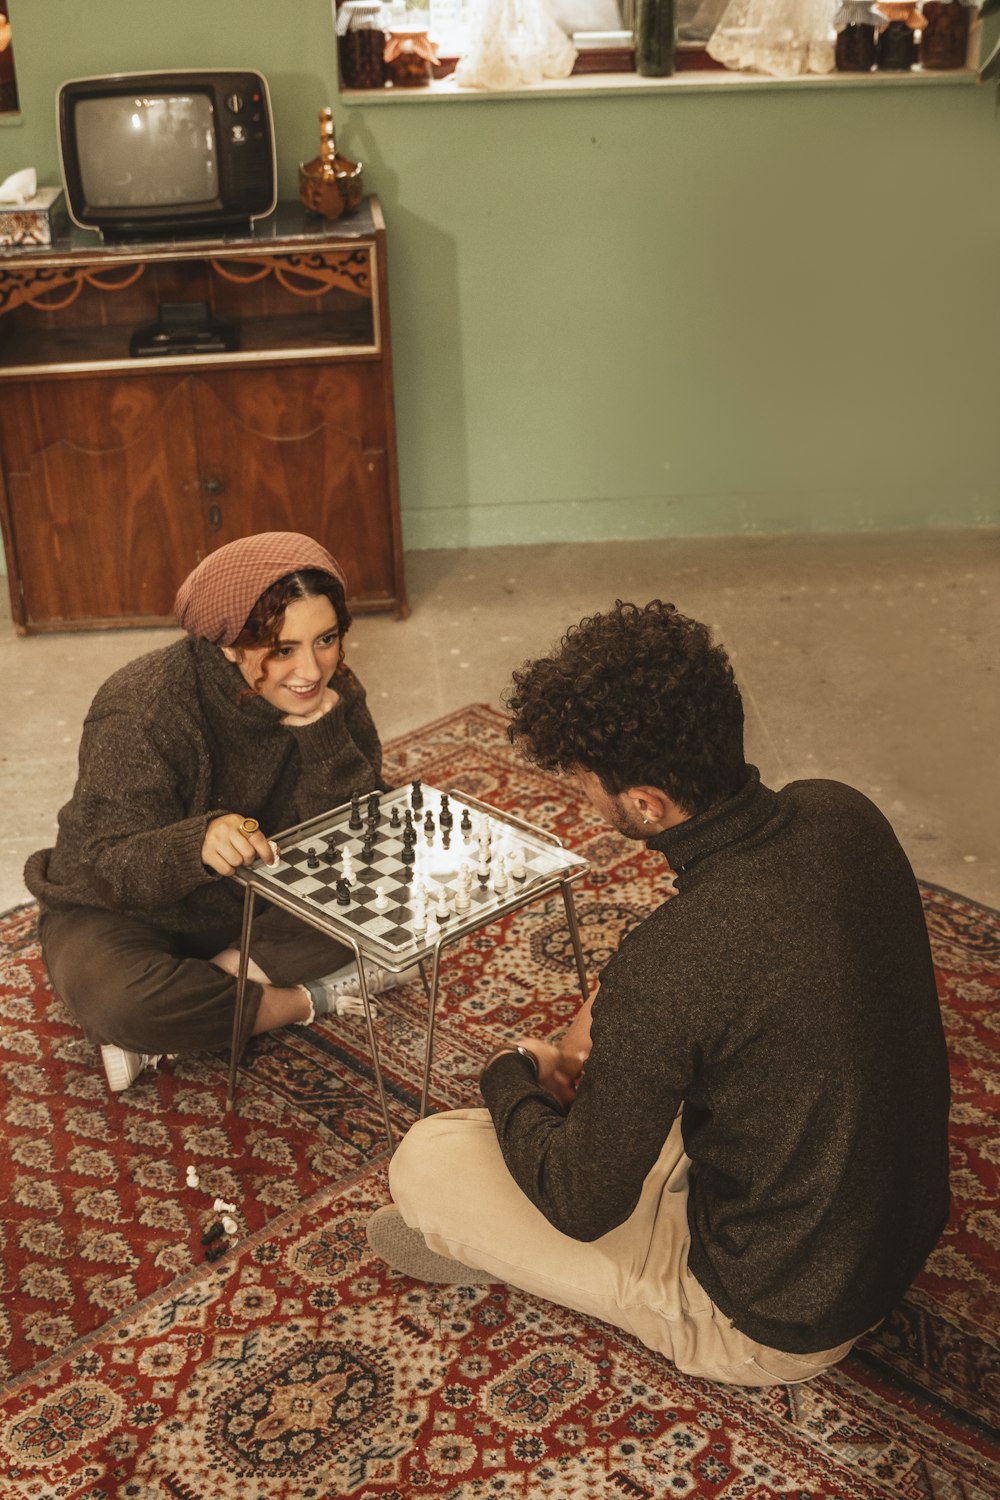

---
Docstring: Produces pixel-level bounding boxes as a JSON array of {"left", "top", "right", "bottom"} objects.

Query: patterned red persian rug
[{"left": 0, "top": 705, "right": 997, "bottom": 1499}]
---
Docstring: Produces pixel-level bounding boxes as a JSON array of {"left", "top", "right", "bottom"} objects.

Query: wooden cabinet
[{"left": 0, "top": 198, "right": 406, "bottom": 632}]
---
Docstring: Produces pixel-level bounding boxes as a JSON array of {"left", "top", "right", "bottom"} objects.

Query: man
[{"left": 368, "top": 600, "right": 950, "bottom": 1386}]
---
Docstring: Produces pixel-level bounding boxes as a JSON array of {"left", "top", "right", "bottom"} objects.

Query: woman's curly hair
[
  {"left": 231, "top": 568, "right": 353, "bottom": 697},
  {"left": 504, "top": 600, "right": 746, "bottom": 816}
]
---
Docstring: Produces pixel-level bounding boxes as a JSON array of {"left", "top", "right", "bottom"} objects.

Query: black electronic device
[
  {"left": 58, "top": 69, "right": 277, "bottom": 239},
  {"left": 129, "top": 300, "right": 240, "bottom": 358}
]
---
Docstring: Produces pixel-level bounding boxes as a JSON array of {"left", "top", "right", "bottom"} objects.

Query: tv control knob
[{"left": 225, "top": 92, "right": 245, "bottom": 114}]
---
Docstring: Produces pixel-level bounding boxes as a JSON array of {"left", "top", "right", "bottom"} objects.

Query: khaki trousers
[{"left": 389, "top": 1108, "right": 857, "bottom": 1387}]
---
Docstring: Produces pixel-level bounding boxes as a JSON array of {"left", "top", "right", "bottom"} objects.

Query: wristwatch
[{"left": 482, "top": 1044, "right": 540, "bottom": 1082}]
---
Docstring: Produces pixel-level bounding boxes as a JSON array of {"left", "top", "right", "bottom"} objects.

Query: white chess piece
[
  {"left": 510, "top": 848, "right": 527, "bottom": 881},
  {"left": 374, "top": 885, "right": 389, "bottom": 912}
]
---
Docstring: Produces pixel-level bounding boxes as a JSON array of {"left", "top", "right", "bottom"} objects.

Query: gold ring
[{"left": 239, "top": 818, "right": 260, "bottom": 836}]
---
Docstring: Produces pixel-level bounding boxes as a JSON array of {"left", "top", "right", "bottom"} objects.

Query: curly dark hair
[
  {"left": 231, "top": 569, "right": 353, "bottom": 697},
  {"left": 504, "top": 600, "right": 746, "bottom": 816}
]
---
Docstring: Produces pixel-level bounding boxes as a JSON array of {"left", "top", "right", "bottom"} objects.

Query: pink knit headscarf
[{"left": 173, "top": 533, "right": 348, "bottom": 645}]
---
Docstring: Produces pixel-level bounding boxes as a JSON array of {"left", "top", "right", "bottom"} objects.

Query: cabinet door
[
  {"left": 2, "top": 376, "right": 204, "bottom": 627},
  {"left": 190, "top": 365, "right": 396, "bottom": 605}
]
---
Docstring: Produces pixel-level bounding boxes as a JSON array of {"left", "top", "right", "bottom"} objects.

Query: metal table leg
[
  {"left": 353, "top": 949, "right": 395, "bottom": 1153},
  {"left": 560, "top": 877, "right": 591, "bottom": 1001},
  {"left": 226, "top": 884, "right": 257, "bottom": 1112},
  {"left": 418, "top": 944, "right": 444, "bottom": 1119}
]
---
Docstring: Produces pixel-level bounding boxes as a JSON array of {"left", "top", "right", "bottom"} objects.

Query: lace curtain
[{"left": 707, "top": 0, "right": 837, "bottom": 75}]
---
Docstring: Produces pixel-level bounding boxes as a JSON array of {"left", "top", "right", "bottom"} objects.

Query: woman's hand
[
  {"left": 201, "top": 814, "right": 276, "bottom": 875},
  {"left": 280, "top": 685, "right": 340, "bottom": 728}
]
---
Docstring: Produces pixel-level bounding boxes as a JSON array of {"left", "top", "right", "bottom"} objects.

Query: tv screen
[
  {"left": 58, "top": 70, "right": 277, "bottom": 238},
  {"left": 75, "top": 93, "right": 219, "bottom": 209}
]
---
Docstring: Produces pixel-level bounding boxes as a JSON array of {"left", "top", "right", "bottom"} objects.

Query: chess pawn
[
  {"left": 510, "top": 848, "right": 527, "bottom": 881},
  {"left": 435, "top": 890, "right": 451, "bottom": 922},
  {"left": 492, "top": 854, "right": 508, "bottom": 894},
  {"left": 412, "top": 900, "right": 427, "bottom": 932},
  {"left": 454, "top": 883, "right": 471, "bottom": 912},
  {"left": 477, "top": 859, "right": 490, "bottom": 887},
  {"left": 374, "top": 885, "right": 389, "bottom": 911}
]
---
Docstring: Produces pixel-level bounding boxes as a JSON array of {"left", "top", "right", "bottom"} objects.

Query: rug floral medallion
[{"left": 0, "top": 706, "right": 997, "bottom": 1499}]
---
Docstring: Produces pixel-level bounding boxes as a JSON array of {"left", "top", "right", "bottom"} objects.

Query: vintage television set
[{"left": 57, "top": 69, "right": 277, "bottom": 239}]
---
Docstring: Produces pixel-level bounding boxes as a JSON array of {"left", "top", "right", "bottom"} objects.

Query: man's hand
[
  {"left": 518, "top": 1039, "right": 589, "bottom": 1110},
  {"left": 281, "top": 685, "right": 340, "bottom": 728},
  {"left": 201, "top": 814, "right": 276, "bottom": 876}
]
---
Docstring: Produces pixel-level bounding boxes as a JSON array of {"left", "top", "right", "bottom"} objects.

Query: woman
[{"left": 26, "top": 532, "right": 393, "bottom": 1093}]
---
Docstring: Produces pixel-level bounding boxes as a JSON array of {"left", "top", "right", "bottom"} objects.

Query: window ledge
[{"left": 341, "top": 64, "right": 977, "bottom": 103}]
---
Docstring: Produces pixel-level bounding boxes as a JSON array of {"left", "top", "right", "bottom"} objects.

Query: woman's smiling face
[{"left": 223, "top": 593, "right": 342, "bottom": 713}]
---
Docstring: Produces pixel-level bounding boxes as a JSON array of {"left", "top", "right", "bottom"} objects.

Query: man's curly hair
[{"left": 505, "top": 600, "right": 746, "bottom": 816}]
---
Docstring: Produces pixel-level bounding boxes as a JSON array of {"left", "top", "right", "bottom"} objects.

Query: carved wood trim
[
  {"left": 210, "top": 248, "right": 373, "bottom": 300},
  {"left": 0, "top": 262, "right": 146, "bottom": 315}
]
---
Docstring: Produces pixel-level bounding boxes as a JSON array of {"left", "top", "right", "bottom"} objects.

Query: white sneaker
[
  {"left": 309, "top": 959, "right": 420, "bottom": 1017},
  {"left": 100, "top": 1044, "right": 160, "bottom": 1093}
]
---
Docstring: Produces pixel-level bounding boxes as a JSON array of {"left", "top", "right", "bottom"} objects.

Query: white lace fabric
[
  {"left": 708, "top": 0, "right": 837, "bottom": 76},
  {"left": 454, "top": 0, "right": 578, "bottom": 89}
]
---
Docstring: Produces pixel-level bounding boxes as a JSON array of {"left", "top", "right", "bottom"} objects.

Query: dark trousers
[{"left": 38, "top": 904, "right": 353, "bottom": 1055}]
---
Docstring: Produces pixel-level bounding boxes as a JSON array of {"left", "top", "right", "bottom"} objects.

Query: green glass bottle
[{"left": 634, "top": 0, "right": 676, "bottom": 77}]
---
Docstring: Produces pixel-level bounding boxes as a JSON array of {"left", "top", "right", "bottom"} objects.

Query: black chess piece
[
  {"left": 323, "top": 836, "right": 338, "bottom": 862},
  {"left": 424, "top": 811, "right": 435, "bottom": 834},
  {"left": 390, "top": 805, "right": 401, "bottom": 828},
  {"left": 439, "top": 793, "right": 453, "bottom": 830},
  {"left": 361, "top": 840, "right": 375, "bottom": 863},
  {"left": 410, "top": 779, "right": 424, "bottom": 810},
  {"left": 401, "top": 844, "right": 415, "bottom": 865},
  {"left": 348, "top": 795, "right": 363, "bottom": 831},
  {"left": 460, "top": 809, "right": 473, "bottom": 834},
  {"left": 335, "top": 878, "right": 352, "bottom": 905},
  {"left": 367, "top": 792, "right": 381, "bottom": 819},
  {"left": 306, "top": 848, "right": 320, "bottom": 869}
]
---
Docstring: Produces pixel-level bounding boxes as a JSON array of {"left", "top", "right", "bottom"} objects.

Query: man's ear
[
  {"left": 624, "top": 786, "right": 667, "bottom": 822},
  {"left": 625, "top": 785, "right": 689, "bottom": 831}
]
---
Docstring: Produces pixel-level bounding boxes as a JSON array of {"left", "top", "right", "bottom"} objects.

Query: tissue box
[{"left": 0, "top": 188, "right": 68, "bottom": 248}]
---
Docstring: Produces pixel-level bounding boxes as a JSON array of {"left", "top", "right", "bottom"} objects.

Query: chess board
[{"left": 243, "top": 782, "right": 587, "bottom": 965}]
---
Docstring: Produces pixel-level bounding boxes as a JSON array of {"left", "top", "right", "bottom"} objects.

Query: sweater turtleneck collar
[
  {"left": 646, "top": 766, "right": 778, "bottom": 873},
  {"left": 191, "top": 636, "right": 288, "bottom": 731}
]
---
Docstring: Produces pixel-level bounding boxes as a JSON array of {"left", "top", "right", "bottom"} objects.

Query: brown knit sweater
[
  {"left": 25, "top": 637, "right": 386, "bottom": 938},
  {"left": 481, "top": 770, "right": 951, "bottom": 1354}
]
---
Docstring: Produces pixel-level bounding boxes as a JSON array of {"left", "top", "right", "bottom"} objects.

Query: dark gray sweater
[
  {"left": 26, "top": 638, "right": 385, "bottom": 937},
  {"left": 481, "top": 769, "right": 951, "bottom": 1354}
]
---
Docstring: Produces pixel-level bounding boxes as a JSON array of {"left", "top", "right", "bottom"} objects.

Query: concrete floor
[{"left": 2, "top": 530, "right": 998, "bottom": 914}]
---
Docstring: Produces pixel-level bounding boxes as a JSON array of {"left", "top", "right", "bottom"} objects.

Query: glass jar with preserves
[
  {"left": 338, "top": 1, "right": 387, "bottom": 89},
  {"left": 384, "top": 26, "right": 438, "bottom": 87},
  {"left": 920, "top": 0, "right": 973, "bottom": 70}
]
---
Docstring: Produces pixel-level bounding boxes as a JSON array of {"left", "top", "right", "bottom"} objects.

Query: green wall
[{"left": 3, "top": 0, "right": 999, "bottom": 549}]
